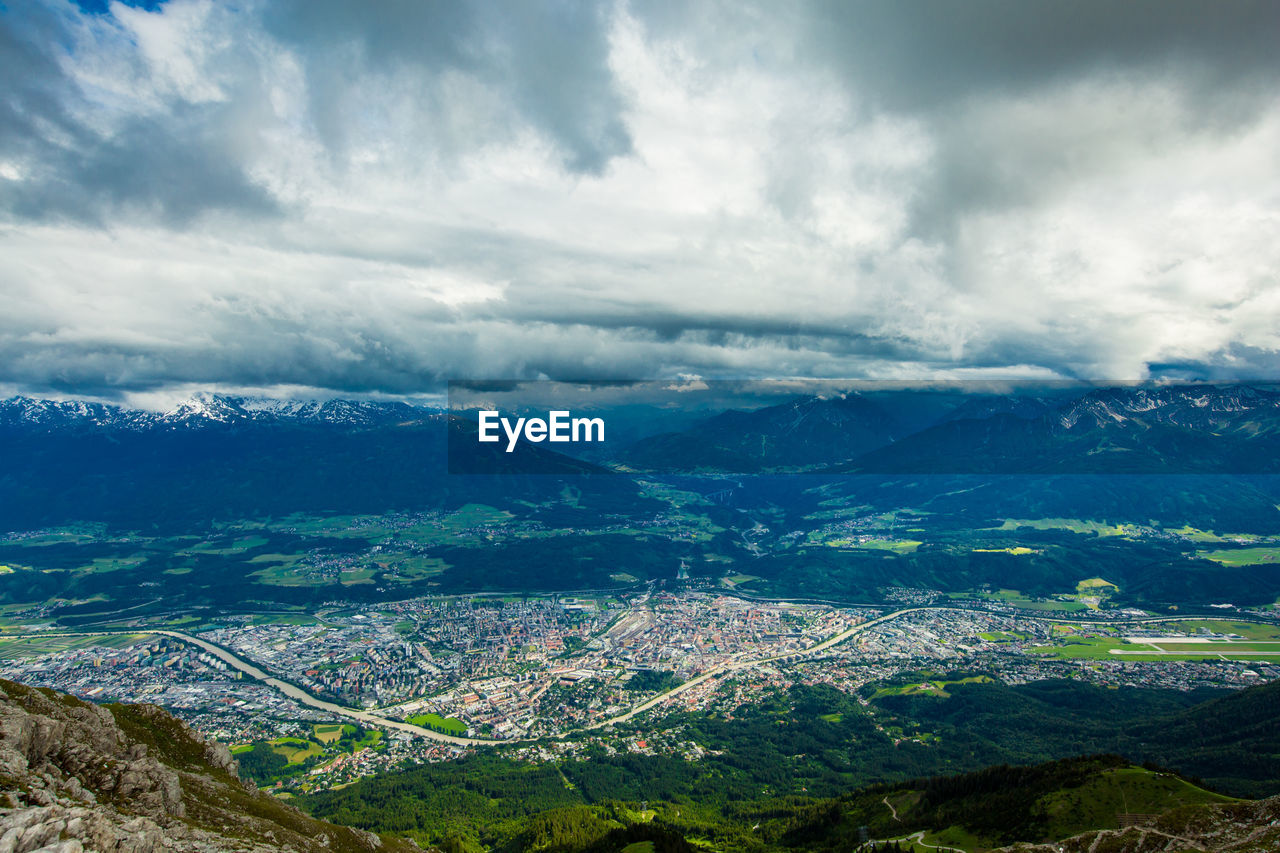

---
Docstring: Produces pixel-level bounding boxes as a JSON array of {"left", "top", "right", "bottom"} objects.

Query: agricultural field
[
  {"left": 859, "top": 538, "right": 923, "bottom": 554},
  {"left": 1166, "top": 526, "right": 1231, "bottom": 543},
  {"left": 1163, "top": 620, "right": 1280, "bottom": 640},
  {"left": 993, "top": 518, "right": 1136, "bottom": 537},
  {"left": 948, "top": 589, "right": 1088, "bottom": 613},
  {"left": 872, "top": 675, "right": 993, "bottom": 699},
  {"left": 313, "top": 724, "right": 350, "bottom": 744},
  {"left": 384, "top": 556, "right": 450, "bottom": 583},
  {"left": 81, "top": 555, "right": 150, "bottom": 573},
  {"left": 176, "top": 536, "right": 271, "bottom": 556},
  {"left": 0, "top": 633, "right": 148, "bottom": 658},
  {"left": 247, "top": 554, "right": 312, "bottom": 586},
  {"left": 1197, "top": 546, "right": 1280, "bottom": 566},
  {"left": 270, "top": 736, "right": 323, "bottom": 764}
]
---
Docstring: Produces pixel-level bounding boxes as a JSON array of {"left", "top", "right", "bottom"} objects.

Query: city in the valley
[{"left": 3, "top": 586, "right": 1275, "bottom": 794}]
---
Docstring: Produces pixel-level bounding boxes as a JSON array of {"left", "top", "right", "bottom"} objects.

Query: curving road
[
  {"left": 7, "top": 610, "right": 912, "bottom": 745},
  {"left": 6, "top": 628, "right": 496, "bottom": 746},
  {"left": 11, "top": 604, "right": 1270, "bottom": 747},
  {"left": 586, "top": 608, "right": 922, "bottom": 729}
]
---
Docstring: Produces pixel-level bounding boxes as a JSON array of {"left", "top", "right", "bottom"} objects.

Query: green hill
[
  {"left": 770, "top": 755, "right": 1235, "bottom": 852},
  {"left": 302, "top": 752, "right": 1240, "bottom": 852},
  {"left": 301, "top": 678, "right": 1280, "bottom": 850}
]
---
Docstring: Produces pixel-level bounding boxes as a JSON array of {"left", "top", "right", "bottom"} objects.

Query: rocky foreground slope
[
  {"left": 0, "top": 678, "right": 417, "bottom": 853},
  {"left": 997, "top": 796, "right": 1280, "bottom": 853}
]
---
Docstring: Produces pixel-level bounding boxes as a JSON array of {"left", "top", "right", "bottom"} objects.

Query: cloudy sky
[{"left": 3, "top": 0, "right": 1279, "bottom": 402}]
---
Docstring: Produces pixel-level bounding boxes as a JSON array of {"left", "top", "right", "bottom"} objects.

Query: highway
[
  {"left": 9, "top": 604, "right": 1273, "bottom": 746},
  {"left": 585, "top": 607, "right": 920, "bottom": 728},
  {"left": 7, "top": 610, "right": 916, "bottom": 745},
  {"left": 7, "top": 628, "right": 497, "bottom": 746}
]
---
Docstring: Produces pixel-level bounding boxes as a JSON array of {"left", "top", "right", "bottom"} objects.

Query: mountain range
[
  {"left": 4, "top": 383, "right": 1280, "bottom": 535},
  {"left": 621, "top": 384, "right": 1280, "bottom": 474}
]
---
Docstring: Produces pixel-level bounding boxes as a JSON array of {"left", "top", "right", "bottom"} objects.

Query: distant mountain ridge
[
  {"left": 0, "top": 395, "right": 632, "bottom": 533},
  {"left": 849, "top": 383, "right": 1280, "bottom": 474},
  {"left": 0, "top": 393, "right": 434, "bottom": 431},
  {"left": 617, "top": 383, "right": 1280, "bottom": 474},
  {"left": 620, "top": 392, "right": 909, "bottom": 472},
  {"left": 3, "top": 383, "right": 1280, "bottom": 532}
]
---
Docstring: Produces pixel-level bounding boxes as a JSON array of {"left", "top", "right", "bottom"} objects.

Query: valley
[{"left": 3, "top": 386, "right": 1280, "bottom": 851}]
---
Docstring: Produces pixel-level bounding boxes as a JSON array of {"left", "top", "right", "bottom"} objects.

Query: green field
[
  {"left": 979, "top": 630, "right": 1028, "bottom": 643},
  {"left": 1076, "top": 578, "right": 1118, "bottom": 592},
  {"left": 1197, "top": 546, "right": 1280, "bottom": 566},
  {"left": 1032, "top": 629, "right": 1280, "bottom": 662},
  {"left": 0, "top": 633, "right": 148, "bottom": 658},
  {"left": 994, "top": 518, "right": 1134, "bottom": 537},
  {"left": 1167, "top": 525, "right": 1230, "bottom": 542},
  {"left": 247, "top": 554, "right": 311, "bottom": 586},
  {"left": 339, "top": 567, "right": 377, "bottom": 586},
  {"left": 177, "top": 535, "right": 270, "bottom": 556},
  {"left": 407, "top": 713, "right": 467, "bottom": 734},
  {"left": 80, "top": 554, "right": 149, "bottom": 573},
  {"left": 313, "top": 724, "right": 348, "bottom": 744},
  {"left": 873, "top": 676, "right": 993, "bottom": 699},
  {"left": 269, "top": 737, "right": 323, "bottom": 764},
  {"left": 387, "top": 556, "right": 449, "bottom": 583},
  {"left": 949, "top": 589, "right": 1088, "bottom": 612},
  {"left": 1037, "top": 766, "right": 1235, "bottom": 836},
  {"left": 1163, "top": 620, "right": 1280, "bottom": 640},
  {"left": 973, "top": 546, "right": 1035, "bottom": 555},
  {"left": 858, "top": 539, "right": 923, "bottom": 554}
]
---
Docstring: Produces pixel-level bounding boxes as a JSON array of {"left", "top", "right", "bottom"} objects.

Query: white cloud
[{"left": 1, "top": 0, "right": 1278, "bottom": 397}]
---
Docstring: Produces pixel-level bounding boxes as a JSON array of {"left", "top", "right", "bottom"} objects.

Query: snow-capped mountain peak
[{"left": 1, "top": 393, "right": 436, "bottom": 431}]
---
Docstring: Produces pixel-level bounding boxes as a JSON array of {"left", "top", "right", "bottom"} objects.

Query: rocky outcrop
[
  {"left": 997, "top": 794, "right": 1280, "bottom": 852},
  {"left": 0, "top": 679, "right": 418, "bottom": 853}
]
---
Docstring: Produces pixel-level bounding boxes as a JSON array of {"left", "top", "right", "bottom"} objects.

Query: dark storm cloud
[
  {"left": 1, "top": 0, "right": 1278, "bottom": 400},
  {"left": 0, "top": 0, "right": 279, "bottom": 225},
  {"left": 263, "top": 0, "right": 632, "bottom": 174},
  {"left": 0, "top": 3, "right": 87, "bottom": 159},
  {"left": 801, "top": 0, "right": 1280, "bottom": 112},
  {"left": 5, "top": 108, "right": 281, "bottom": 225},
  {"left": 799, "top": 0, "right": 1280, "bottom": 239}
]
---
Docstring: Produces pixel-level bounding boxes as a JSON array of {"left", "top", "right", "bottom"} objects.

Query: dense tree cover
[
  {"left": 236, "top": 742, "right": 292, "bottom": 781},
  {"left": 301, "top": 678, "right": 1280, "bottom": 850},
  {"left": 882, "top": 678, "right": 1280, "bottom": 796},
  {"left": 623, "top": 670, "right": 679, "bottom": 693},
  {"left": 1128, "top": 678, "right": 1280, "bottom": 796},
  {"left": 305, "top": 756, "right": 584, "bottom": 847}
]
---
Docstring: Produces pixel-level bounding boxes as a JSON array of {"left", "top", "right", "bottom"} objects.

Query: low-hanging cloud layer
[{"left": 2, "top": 0, "right": 1279, "bottom": 401}]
